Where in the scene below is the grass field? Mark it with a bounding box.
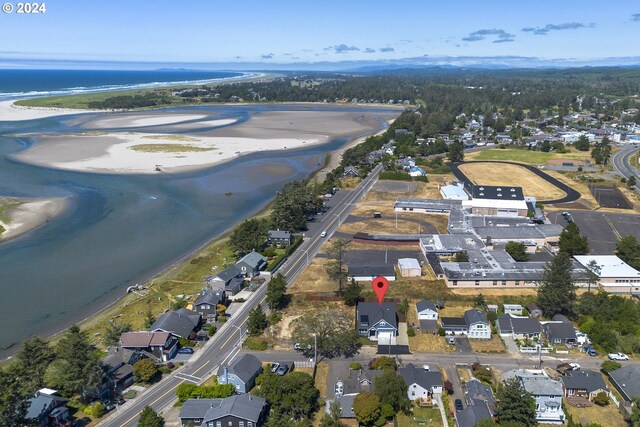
[466,148,592,165]
[0,197,20,223]
[130,143,214,153]
[397,407,443,427]
[141,134,200,142]
[564,398,626,427]
[14,88,179,109]
[458,162,566,201]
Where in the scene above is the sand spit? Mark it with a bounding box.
[0,198,69,241]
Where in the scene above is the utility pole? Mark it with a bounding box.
[314,333,318,367]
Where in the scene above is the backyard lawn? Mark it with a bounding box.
[396,407,443,427]
[564,399,627,427]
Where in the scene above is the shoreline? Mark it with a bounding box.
[0,197,70,242]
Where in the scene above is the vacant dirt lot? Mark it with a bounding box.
[469,335,507,353]
[288,258,337,295]
[458,162,566,201]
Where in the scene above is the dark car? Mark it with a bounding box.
[100,400,116,412]
[276,364,289,376]
[178,347,194,354]
[455,399,464,412]
[112,396,125,405]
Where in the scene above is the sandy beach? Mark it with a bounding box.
[14,108,397,174]
[0,197,69,241]
[0,100,99,121]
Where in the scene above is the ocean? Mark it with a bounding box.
[0,69,247,100]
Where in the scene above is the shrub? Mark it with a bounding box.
[407,327,416,337]
[123,390,137,399]
[369,356,396,371]
[244,336,268,351]
[350,362,363,370]
[158,366,171,374]
[134,358,159,383]
[593,392,610,406]
[84,402,106,418]
[208,325,217,336]
[438,327,446,336]
[600,360,622,374]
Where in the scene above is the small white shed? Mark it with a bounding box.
[398,258,422,277]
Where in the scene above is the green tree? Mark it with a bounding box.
[447,142,465,163]
[630,398,640,427]
[133,359,158,383]
[353,392,381,426]
[505,241,530,261]
[137,405,165,427]
[51,325,103,396]
[628,175,637,188]
[591,137,612,165]
[13,336,55,391]
[0,369,30,427]
[266,273,288,309]
[374,370,410,413]
[247,305,268,336]
[369,356,396,371]
[103,321,132,347]
[271,181,322,232]
[291,309,360,358]
[494,378,537,427]
[319,400,346,427]
[454,251,469,262]
[537,252,577,317]
[574,135,591,151]
[229,218,269,256]
[616,235,640,270]
[398,298,410,315]
[600,360,622,374]
[593,392,610,406]
[474,293,487,308]
[558,222,590,256]
[342,278,362,306]
[254,371,319,421]
[325,238,351,295]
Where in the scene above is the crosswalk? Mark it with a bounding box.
[175,373,203,384]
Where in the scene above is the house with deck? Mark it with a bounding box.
[398,363,443,403]
[119,331,178,362]
[561,370,609,403]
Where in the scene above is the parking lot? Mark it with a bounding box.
[552,210,640,254]
[588,185,633,209]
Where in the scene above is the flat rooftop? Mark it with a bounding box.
[574,255,640,279]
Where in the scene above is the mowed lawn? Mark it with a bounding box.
[564,400,627,427]
[396,407,443,427]
[458,162,566,201]
[467,148,591,165]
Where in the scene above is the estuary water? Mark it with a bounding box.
[0,104,394,358]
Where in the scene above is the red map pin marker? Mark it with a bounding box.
[372,276,389,304]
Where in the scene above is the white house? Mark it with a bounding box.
[464,309,491,339]
[503,369,565,425]
[416,300,438,320]
[398,364,443,402]
[503,304,524,316]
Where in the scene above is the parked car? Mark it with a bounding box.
[294,342,311,351]
[100,400,116,412]
[276,364,289,376]
[112,396,125,405]
[455,399,464,412]
[569,362,581,370]
[447,336,456,345]
[335,380,344,397]
[608,352,629,361]
[178,347,194,354]
[270,362,280,373]
[584,346,597,357]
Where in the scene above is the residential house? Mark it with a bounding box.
[267,230,292,246]
[150,308,202,340]
[342,369,385,395]
[526,303,543,318]
[217,353,263,394]
[497,314,542,340]
[356,302,398,345]
[397,158,416,169]
[416,300,438,334]
[325,394,358,424]
[542,315,577,347]
[457,379,495,427]
[408,166,427,177]
[193,289,226,323]
[236,250,267,278]
[503,304,523,316]
[207,265,246,295]
[179,394,267,427]
[561,370,609,402]
[348,263,396,282]
[398,363,443,403]
[119,331,178,362]
[465,379,495,413]
[503,369,565,424]
[102,347,139,392]
[464,309,491,339]
[26,389,70,427]
[440,317,468,335]
[608,365,640,403]
[343,165,359,178]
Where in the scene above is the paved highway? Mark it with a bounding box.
[612,145,640,192]
[97,164,383,426]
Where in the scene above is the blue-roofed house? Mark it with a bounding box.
[408,166,427,177]
[26,389,70,427]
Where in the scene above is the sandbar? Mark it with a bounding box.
[0,197,69,241]
[0,100,98,122]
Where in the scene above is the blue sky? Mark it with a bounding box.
[1,0,640,68]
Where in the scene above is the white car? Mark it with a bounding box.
[320,231,327,238]
[569,362,581,371]
[608,353,629,361]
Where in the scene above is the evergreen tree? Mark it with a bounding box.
[342,279,362,306]
[13,336,55,391]
[353,392,381,426]
[266,273,288,309]
[616,235,640,270]
[0,369,30,427]
[558,222,590,255]
[103,321,132,347]
[447,142,465,163]
[229,218,269,256]
[143,311,156,329]
[537,252,577,318]
[494,378,537,427]
[319,400,346,427]
[137,405,165,427]
[505,241,530,261]
[374,370,410,413]
[247,306,268,336]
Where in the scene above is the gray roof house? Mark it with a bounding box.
[207,265,246,295]
[608,365,640,402]
[416,300,439,333]
[526,303,543,318]
[561,370,609,402]
[503,369,565,424]
[193,289,226,322]
[236,250,268,278]
[342,369,385,394]
[267,230,292,246]
[398,364,443,402]
[150,308,201,340]
[543,318,577,346]
[102,347,139,391]
[26,390,70,427]
[465,378,495,412]
[179,394,266,427]
[217,353,263,394]
[497,314,542,340]
[464,309,491,339]
[440,317,468,335]
[456,401,492,427]
[356,302,398,345]
[326,393,358,419]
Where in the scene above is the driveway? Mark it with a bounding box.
[454,336,472,354]
[502,336,521,355]
[397,323,409,346]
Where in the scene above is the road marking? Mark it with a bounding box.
[604,215,622,239]
[119,380,183,426]
[191,360,211,376]
[175,373,201,383]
